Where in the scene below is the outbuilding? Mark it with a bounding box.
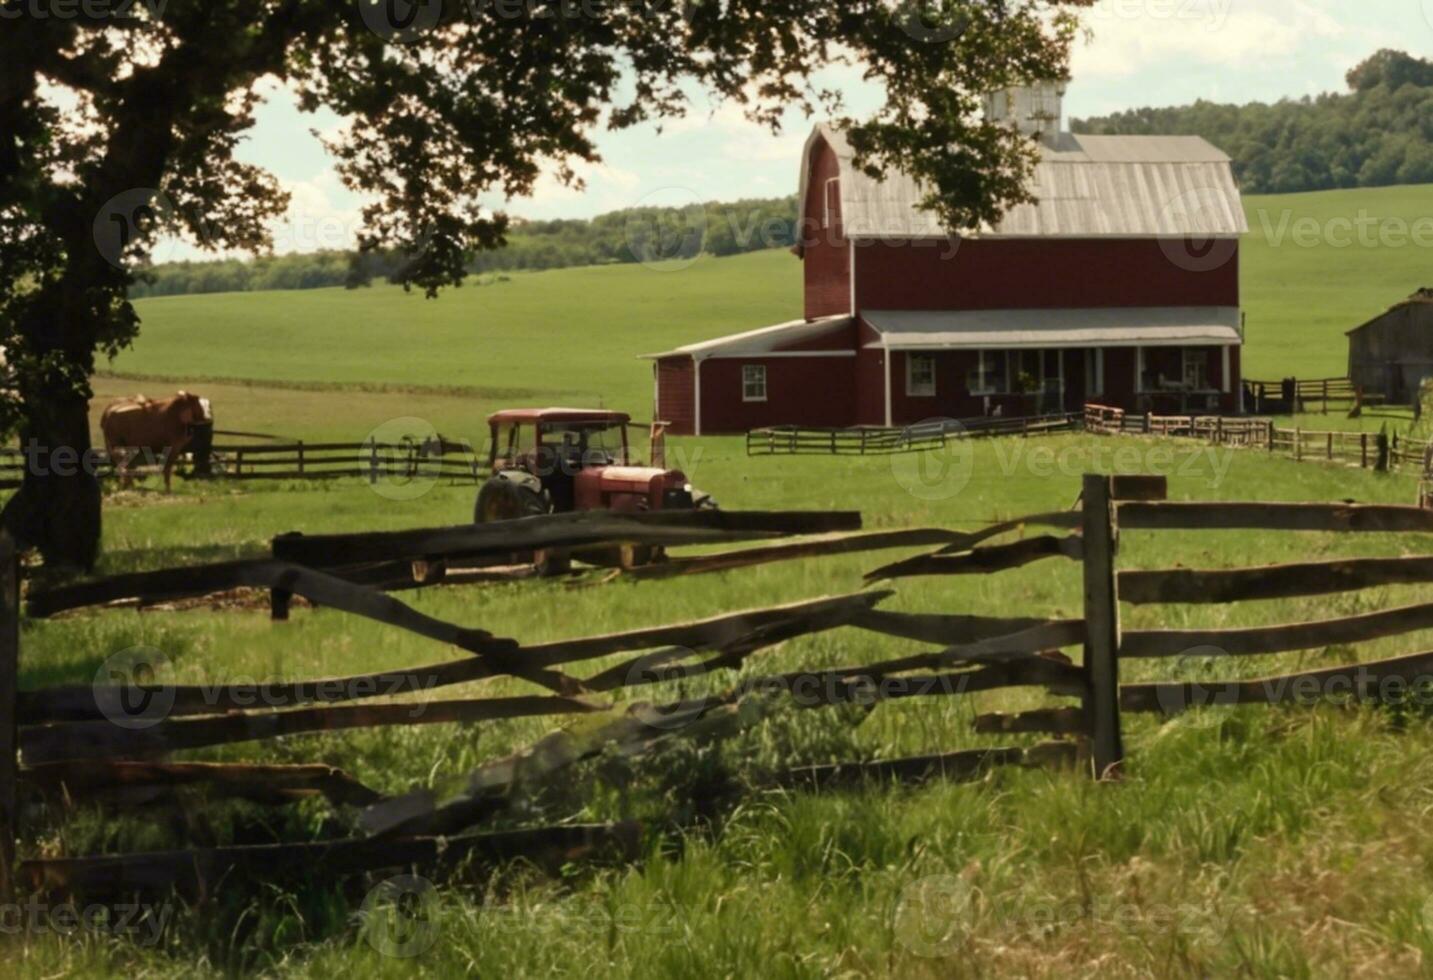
[1347,288,1433,404]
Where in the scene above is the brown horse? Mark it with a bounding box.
[100,391,211,491]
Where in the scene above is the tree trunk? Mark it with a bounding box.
[2,393,101,573]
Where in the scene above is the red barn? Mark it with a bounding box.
[644,83,1248,435]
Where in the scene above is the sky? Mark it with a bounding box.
[169,0,1433,260]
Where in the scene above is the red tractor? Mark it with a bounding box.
[474,408,714,571]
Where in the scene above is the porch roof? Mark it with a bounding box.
[861,306,1242,351]
[639,314,854,360]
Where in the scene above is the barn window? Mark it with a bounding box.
[823,178,841,230]
[1084,349,1104,396]
[742,364,767,402]
[906,354,936,397]
[968,351,1009,395]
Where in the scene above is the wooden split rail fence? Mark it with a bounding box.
[1086,403,1433,481]
[9,481,1433,900]
[0,437,484,490]
[747,412,1082,456]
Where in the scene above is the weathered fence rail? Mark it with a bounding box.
[746,413,1082,456]
[13,479,1433,900]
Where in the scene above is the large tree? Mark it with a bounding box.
[0,0,1089,568]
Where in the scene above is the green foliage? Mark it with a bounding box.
[129,197,800,298]
[1072,49,1433,194]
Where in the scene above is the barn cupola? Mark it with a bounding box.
[982,79,1067,147]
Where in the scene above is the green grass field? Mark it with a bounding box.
[19,182,1433,977]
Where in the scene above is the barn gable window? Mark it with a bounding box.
[968,351,1009,395]
[906,354,936,397]
[742,364,767,402]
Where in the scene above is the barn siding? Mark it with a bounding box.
[854,238,1240,311]
[699,357,857,434]
[802,137,852,320]
[655,357,696,435]
[1349,303,1433,403]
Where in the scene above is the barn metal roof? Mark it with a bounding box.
[639,315,854,360]
[801,125,1248,240]
[1346,288,1433,335]
[862,307,1243,350]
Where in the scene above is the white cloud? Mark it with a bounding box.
[1070,0,1378,79]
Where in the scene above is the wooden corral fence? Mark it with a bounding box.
[0,436,483,490]
[1086,403,1431,480]
[12,481,1433,900]
[746,412,1082,456]
[1243,376,1381,414]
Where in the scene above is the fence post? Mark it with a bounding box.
[0,532,17,902]
[1323,379,1329,414]
[1327,432,1334,461]
[1143,412,1152,434]
[1267,420,1275,451]
[368,440,379,484]
[1081,474,1124,780]
[1362,432,1369,468]
[298,441,305,477]
[1295,428,1302,462]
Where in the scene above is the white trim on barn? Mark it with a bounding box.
[861,307,1243,351]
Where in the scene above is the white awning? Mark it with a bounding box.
[862,307,1242,350]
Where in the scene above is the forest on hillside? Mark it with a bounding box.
[1072,49,1433,194]
[130,196,798,298]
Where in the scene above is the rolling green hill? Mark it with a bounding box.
[117,184,1433,430]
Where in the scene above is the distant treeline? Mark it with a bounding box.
[130,196,799,298]
[1072,49,1433,195]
